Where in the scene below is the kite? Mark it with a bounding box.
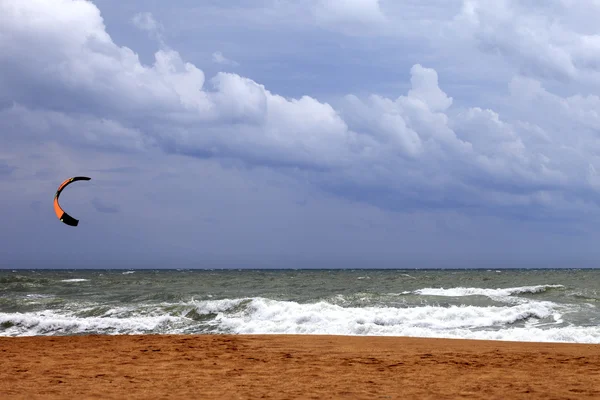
[53,176,91,226]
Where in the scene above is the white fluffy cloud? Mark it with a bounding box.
[2,0,600,224]
[132,11,159,33]
[212,51,239,67]
[455,0,600,83]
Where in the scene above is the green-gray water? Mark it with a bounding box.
[1,269,599,342]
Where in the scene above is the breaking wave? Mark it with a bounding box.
[1,294,597,343]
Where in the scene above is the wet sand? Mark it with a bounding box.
[1,334,599,399]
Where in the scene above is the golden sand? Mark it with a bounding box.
[1,334,599,399]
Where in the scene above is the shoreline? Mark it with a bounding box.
[2,334,600,399]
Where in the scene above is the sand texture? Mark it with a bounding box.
[1,334,599,399]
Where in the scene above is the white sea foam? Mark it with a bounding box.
[207,297,598,343]
[60,279,89,283]
[1,293,598,343]
[211,297,557,332]
[414,285,563,302]
[0,310,178,336]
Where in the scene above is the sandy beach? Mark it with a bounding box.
[0,335,599,399]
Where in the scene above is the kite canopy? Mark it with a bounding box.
[53,176,91,227]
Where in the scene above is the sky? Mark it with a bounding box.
[2,0,600,269]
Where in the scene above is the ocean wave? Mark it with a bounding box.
[0,310,179,336]
[212,297,562,334]
[413,285,564,299]
[0,276,52,288]
[0,295,596,343]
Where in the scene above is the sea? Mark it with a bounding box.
[1,268,600,343]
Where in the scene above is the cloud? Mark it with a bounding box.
[313,0,388,34]
[132,11,159,32]
[454,0,600,83]
[212,51,239,67]
[132,11,164,44]
[2,0,600,227]
[0,104,151,152]
[336,75,566,215]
